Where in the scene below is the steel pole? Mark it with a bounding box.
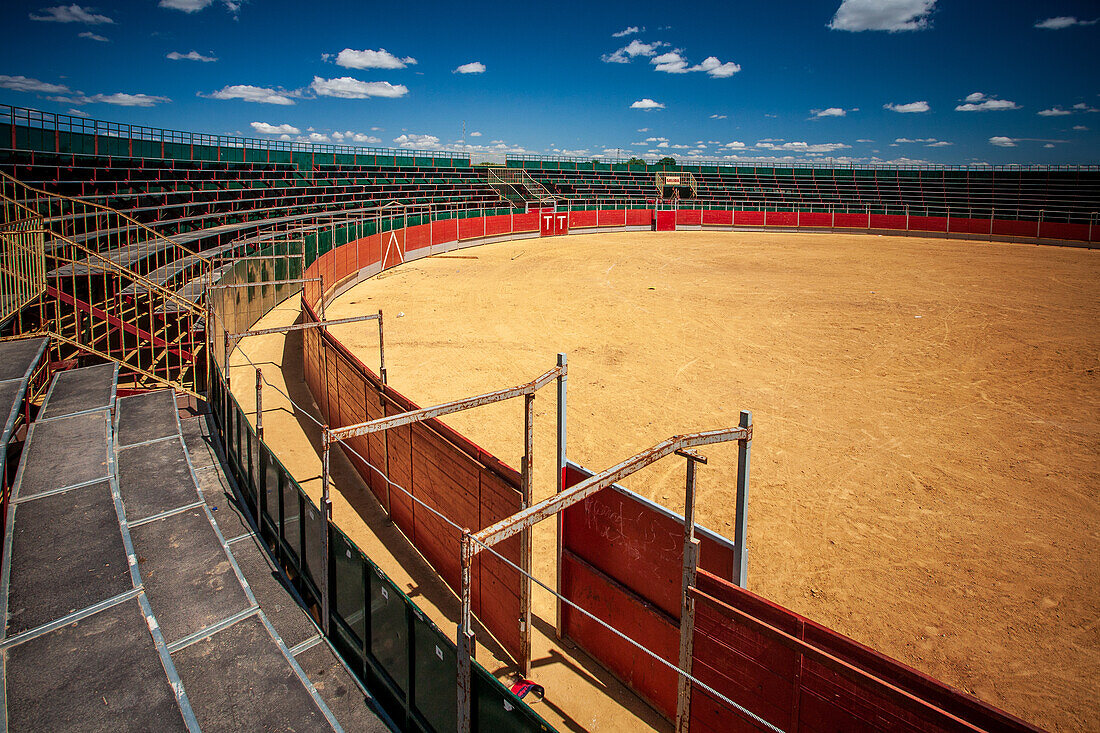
[733,410,753,588]
[555,352,568,639]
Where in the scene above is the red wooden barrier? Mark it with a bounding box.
[598,209,627,227]
[513,211,540,232]
[688,570,1041,733]
[1040,221,1089,241]
[431,218,458,245]
[733,210,764,226]
[909,216,948,233]
[569,210,598,228]
[485,214,511,237]
[798,212,831,228]
[676,209,702,226]
[764,211,797,227]
[626,209,653,227]
[404,223,430,252]
[458,215,486,240]
[655,211,676,231]
[702,209,733,226]
[991,219,1037,238]
[870,214,907,231]
[833,212,870,229]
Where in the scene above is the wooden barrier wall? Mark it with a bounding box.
[560,463,737,721]
[687,570,1040,733]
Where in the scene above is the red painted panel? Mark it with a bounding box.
[555,211,569,235]
[733,210,764,226]
[458,215,486,240]
[869,214,907,231]
[833,212,870,229]
[625,209,653,227]
[676,209,702,226]
[512,211,539,232]
[1039,221,1089,242]
[764,211,797,227]
[909,216,948,233]
[597,209,627,227]
[355,233,381,269]
[801,212,832,228]
[540,211,555,236]
[569,210,597,228]
[561,553,679,721]
[991,219,1038,238]
[379,228,405,271]
[484,214,512,236]
[431,218,458,245]
[655,211,676,231]
[949,217,988,235]
[702,209,733,226]
[405,223,430,252]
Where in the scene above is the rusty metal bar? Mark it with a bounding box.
[675,449,705,733]
[255,369,263,441]
[554,352,567,639]
[320,426,332,637]
[733,410,753,587]
[208,277,320,290]
[457,530,475,733]
[327,363,564,442]
[376,309,387,384]
[470,425,751,553]
[519,391,534,676]
[226,312,380,341]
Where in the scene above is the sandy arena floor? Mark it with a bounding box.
[234,230,1098,732]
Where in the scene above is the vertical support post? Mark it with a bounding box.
[733,410,753,588]
[519,391,534,675]
[1038,209,1044,240]
[675,451,703,733]
[320,427,332,637]
[554,352,568,639]
[377,309,387,384]
[255,369,263,441]
[223,332,232,392]
[457,531,475,733]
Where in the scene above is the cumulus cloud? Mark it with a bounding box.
[989,136,1017,147]
[812,107,847,117]
[167,50,217,62]
[955,92,1020,111]
[710,114,727,119]
[334,48,416,70]
[469,131,482,137]
[454,62,485,74]
[649,50,739,76]
[1037,107,1071,116]
[603,39,665,63]
[29,4,113,23]
[631,98,665,110]
[0,75,72,94]
[1035,16,1098,30]
[689,56,740,77]
[1073,102,1100,112]
[612,26,641,37]
[80,92,171,107]
[250,122,300,135]
[757,140,851,153]
[884,100,930,113]
[158,0,237,12]
[1073,125,1088,131]
[829,0,935,32]
[310,76,408,99]
[330,130,382,143]
[393,133,440,148]
[78,31,108,41]
[206,84,298,105]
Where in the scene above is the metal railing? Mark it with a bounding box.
[0,172,209,395]
[0,217,46,326]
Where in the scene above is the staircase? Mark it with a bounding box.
[485,167,556,208]
[0,171,209,396]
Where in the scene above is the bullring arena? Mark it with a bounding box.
[0,105,1096,733]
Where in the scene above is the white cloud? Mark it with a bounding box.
[469,131,482,137]
[1035,16,1098,30]
[29,4,113,23]
[612,26,641,37]
[955,92,1020,111]
[710,114,727,119]
[392,133,440,148]
[206,84,297,105]
[644,136,668,142]
[158,0,213,11]
[656,141,669,148]
[757,140,851,153]
[856,138,874,143]
[1073,125,1088,131]
[927,141,953,147]
[631,98,665,110]
[724,141,746,148]
[85,92,170,107]
[167,50,217,62]
[829,0,935,32]
[989,136,1017,147]
[690,56,740,77]
[334,48,416,70]
[1044,143,1056,148]
[454,62,486,74]
[884,100,930,113]
[308,132,329,143]
[603,39,665,63]
[1037,107,1071,117]
[637,127,649,132]
[651,51,688,73]
[812,107,847,118]
[1073,102,1100,112]
[78,31,108,41]
[0,75,71,94]
[67,107,89,116]
[310,76,408,99]
[251,122,300,135]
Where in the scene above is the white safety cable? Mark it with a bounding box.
[229,342,784,733]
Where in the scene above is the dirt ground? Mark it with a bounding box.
[234,230,1098,732]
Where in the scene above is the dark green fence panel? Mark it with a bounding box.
[413,611,457,733]
[301,492,324,596]
[332,528,366,645]
[368,563,409,695]
[280,477,302,570]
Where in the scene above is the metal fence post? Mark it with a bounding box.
[520,391,534,675]
[320,426,332,637]
[457,531,475,733]
[733,410,752,588]
[555,352,568,638]
[675,449,705,733]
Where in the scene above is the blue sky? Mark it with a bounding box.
[1,0,1098,165]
